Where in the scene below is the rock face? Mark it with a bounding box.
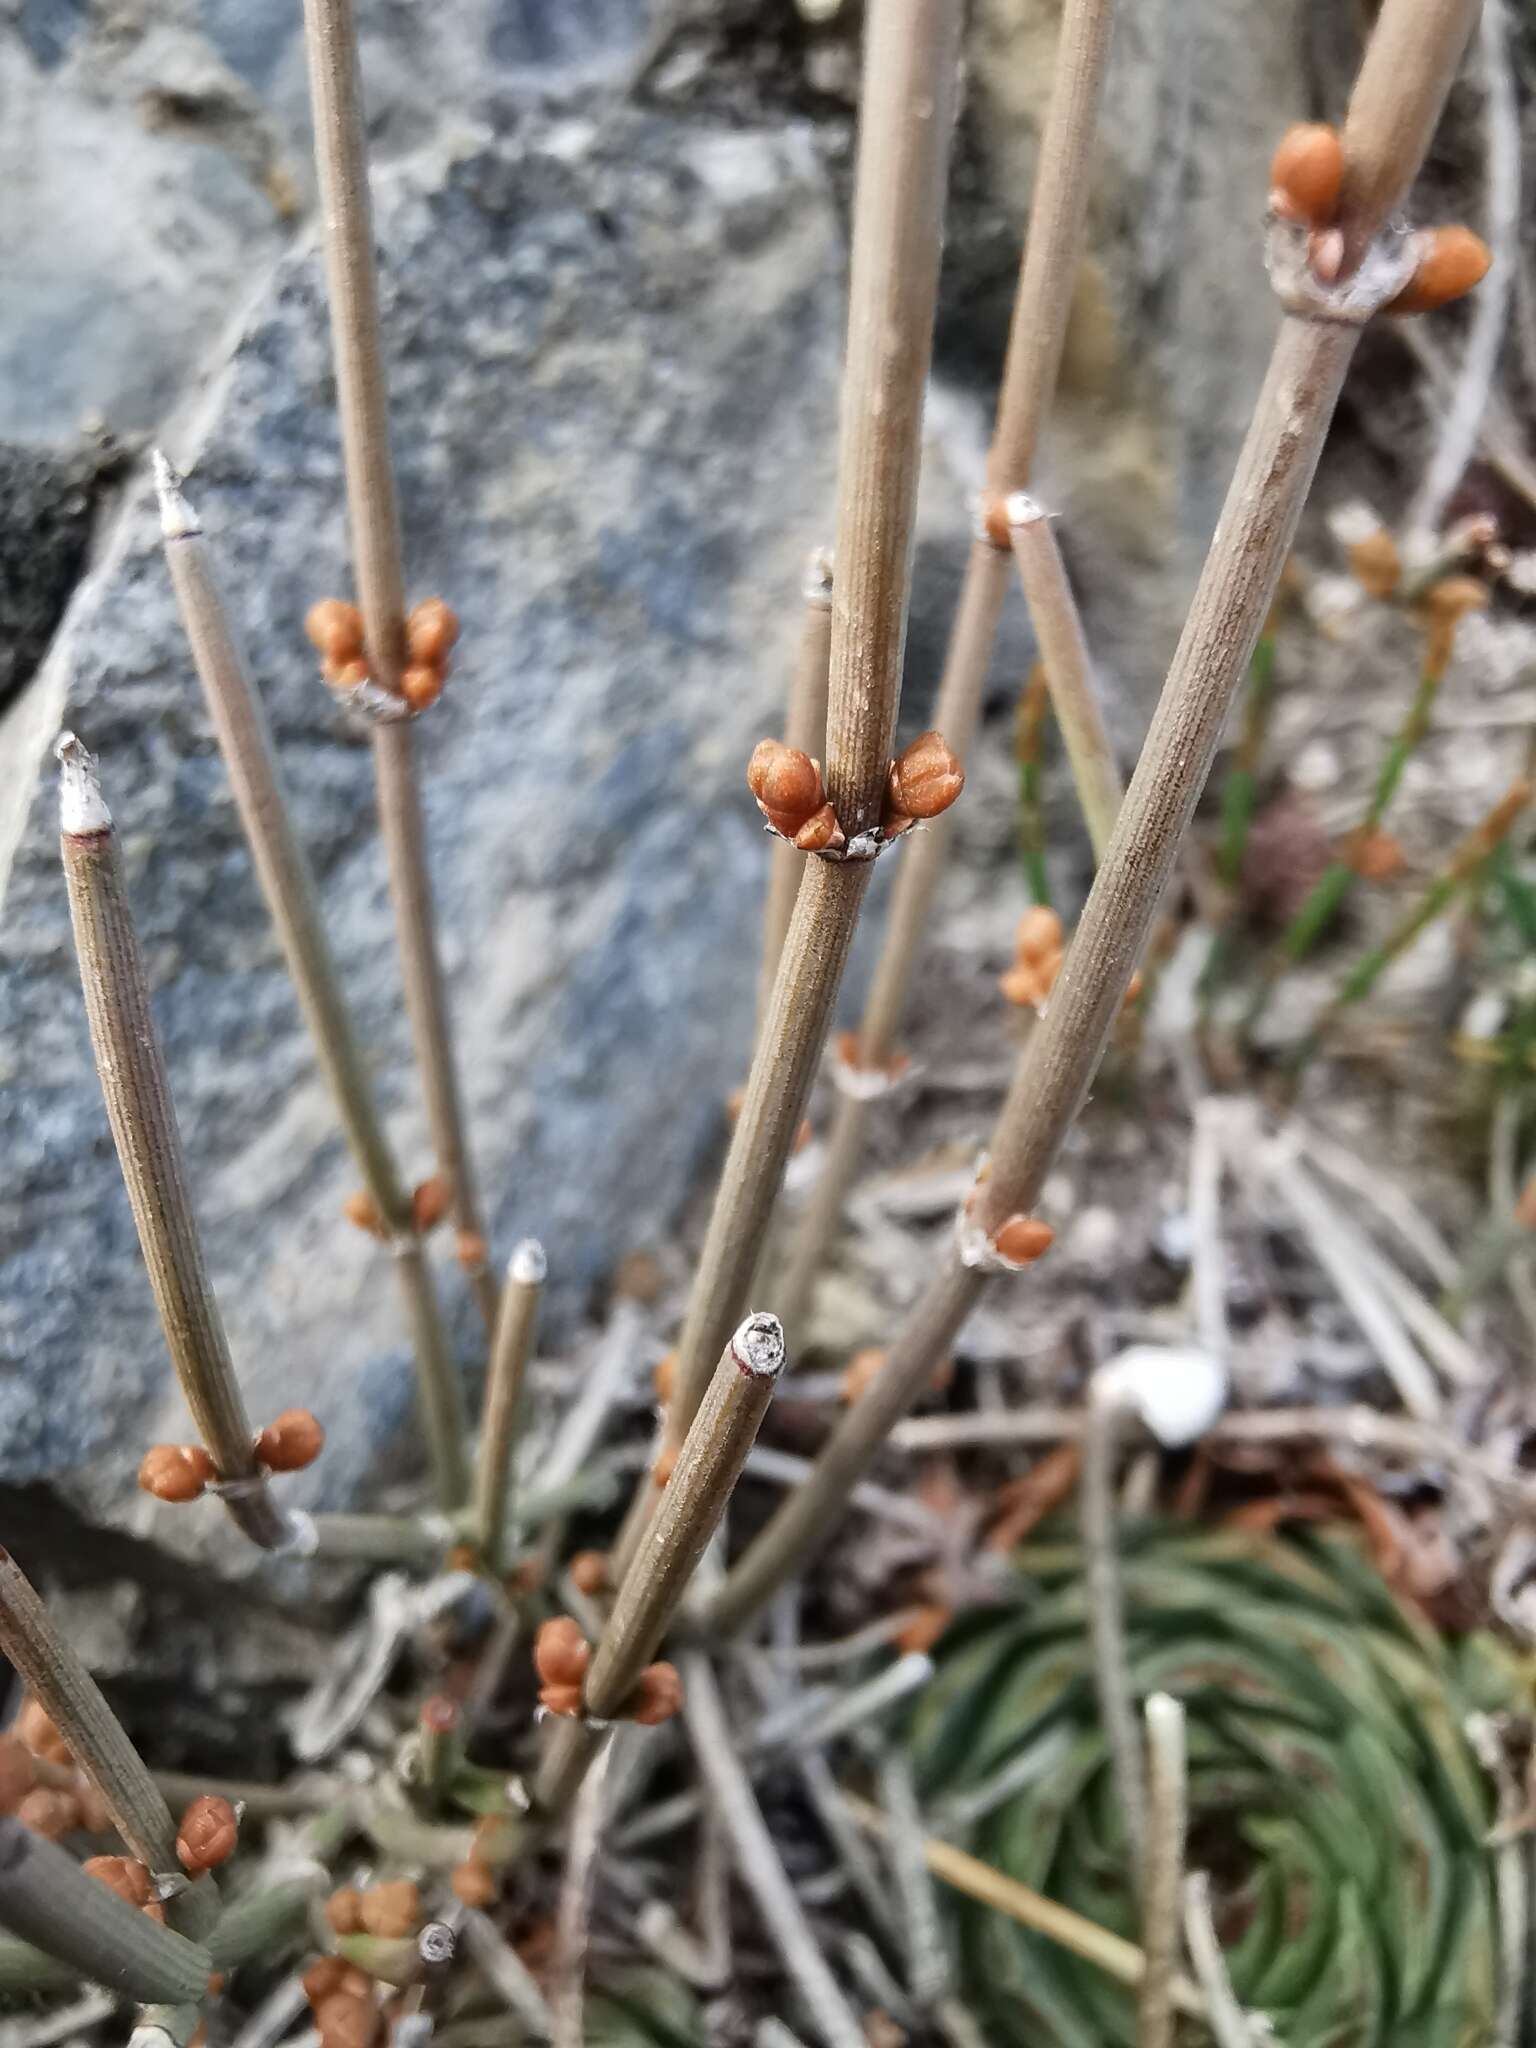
[0,106,844,1513]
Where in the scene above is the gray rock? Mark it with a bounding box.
[0,107,844,1520]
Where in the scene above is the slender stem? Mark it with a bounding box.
[759,554,834,1032]
[1181,1876,1261,2048]
[56,738,295,1554]
[1006,499,1122,862]
[1334,0,1481,272]
[0,1553,184,1885]
[550,1741,613,2048]
[1016,663,1054,905]
[299,0,494,1334]
[535,1316,785,1816]
[656,0,959,1446]
[0,1820,213,2006]
[839,1793,1203,2017]
[987,0,1119,495]
[154,457,468,1511]
[459,1910,556,2037]
[1083,1385,1145,1863]
[474,1240,546,1569]
[877,1754,949,2010]
[682,1654,867,2048]
[775,0,1119,1331]
[1136,1694,1187,2048]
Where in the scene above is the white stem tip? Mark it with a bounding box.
[733,1312,786,1380]
[1092,1344,1228,1449]
[509,1239,548,1286]
[151,448,200,540]
[54,732,112,836]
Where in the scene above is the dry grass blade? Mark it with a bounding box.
[153,455,469,1512]
[682,1653,867,2048]
[1006,496,1122,861]
[56,737,298,1554]
[299,0,496,1334]
[536,1315,786,1816]
[475,1239,546,1569]
[631,0,961,1507]
[708,0,1476,1631]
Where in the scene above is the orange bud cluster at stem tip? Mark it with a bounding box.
[624,1661,683,1726]
[747,741,841,849]
[1000,905,1065,1010]
[138,1443,216,1503]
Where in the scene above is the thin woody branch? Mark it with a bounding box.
[154,456,469,1511]
[773,0,1119,1335]
[534,1316,785,1818]
[57,738,302,1555]
[474,1240,546,1570]
[299,0,496,1335]
[758,550,834,1032]
[611,0,960,1579]
[707,0,1481,1633]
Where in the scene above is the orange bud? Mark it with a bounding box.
[456,1230,488,1271]
[342,1191,387,1240]
[886,730,964,822]
[894,1605,952,1656]
[1349,828,1406,882]
[401,664,444,713]
[748,739,824,819]
[138,1443,215,1504]
[314,1992,381,2048]
[0,1738,34,1814]
[841,1347,887,1404]
[1417,573,1490,625]
[303,1960,350,2009]
[177,1794,238,1872]
[1268,123,1344,225]
[568,1550,608,1596]
[993,1215,1056,1265]
[653,1351,677,1404]
[539,1681,585,1717]
[14,1700,70,1765]
[305,600,365,662]
[359,1879,420,1939]
[999,964,1045,1010]
[533,1616,591,1689]
[84,1855,154,1907]
[625,1661,684,1727]
[980,491,1013,551]
[1347,529,1401,601]
[652,1444,678,1489]
[1389,227,1492,316]
[325,1887,366,1937]
[18,1788,79,1839]
[411,1176,451,1233]
[1014,905,1065,967]
[406,599,461,668]
[328,659,371,691]
[445,1543,479,1574]
[792,802,845,854]
[255,1408,324,1473]
[451,1859,498,1908]
[421,1694,458,1737]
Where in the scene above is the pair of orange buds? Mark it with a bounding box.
[302,1958,382,2048]
[0,1705,113,1841]
[139,1408,325,1503]
[747,730,964,852]
[1269,124,1489,313]
[305,597,462,713]
[999,905,1066,1011]
[533,1616,683,1725]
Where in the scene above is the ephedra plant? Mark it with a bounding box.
[0,0,1508,2042]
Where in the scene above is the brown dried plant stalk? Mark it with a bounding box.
[534,1315,785,1818]
[611,0,960,1578]
[757,550,834,1030]
[154,456,469,1510]
[299,0,496,1334]
[474,1239,547,1570]
[773,0,1118,1335]
[57,737,301,1556]
[707,0,1480,1633]
[1006,496,1122,861]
